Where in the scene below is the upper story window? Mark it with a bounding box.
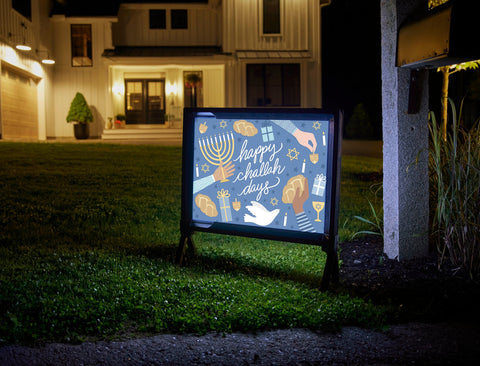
[150,9,166,29]
[71,24,92,67]
[171,9,188,29]
[149,9,188,30]
[262,0,281,35]
[12,0,31,20]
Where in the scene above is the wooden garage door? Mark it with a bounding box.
[1,65,38,140]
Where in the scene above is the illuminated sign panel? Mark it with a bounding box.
[193,116,330,233]
[179,108,342,287]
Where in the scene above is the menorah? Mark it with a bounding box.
[198,131,235,182]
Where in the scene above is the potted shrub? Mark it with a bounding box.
[66,92,93,139]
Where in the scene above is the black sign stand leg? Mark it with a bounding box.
[320,237,340,291]
[321,249,339,290]
[176,233,197,265]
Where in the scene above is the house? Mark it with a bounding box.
[0,0,331,142]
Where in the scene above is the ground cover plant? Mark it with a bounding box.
[0,142,383,345]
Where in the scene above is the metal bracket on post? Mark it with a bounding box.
[408,69,425,114]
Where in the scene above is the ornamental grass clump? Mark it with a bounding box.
[429,99,480,279]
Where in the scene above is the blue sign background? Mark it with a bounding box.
[192,116,331,234]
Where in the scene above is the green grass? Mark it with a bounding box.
[0,142,383,344]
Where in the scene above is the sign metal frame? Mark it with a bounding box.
[177,108,342,289]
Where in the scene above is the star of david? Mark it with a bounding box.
[220,120,227,128]
[201,163,210,173]
[313,121,322,130]
[270,197,279,206]
[287,147,299,161]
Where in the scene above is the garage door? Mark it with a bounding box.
[1,65,38,140]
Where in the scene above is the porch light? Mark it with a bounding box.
[37,50,55,65]
[41,56,55,65]
[112,83,125,95]
[167,82,178,96]
[10,23,32,52]
[16,41,31,51]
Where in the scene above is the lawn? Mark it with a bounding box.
[0,142,383,344]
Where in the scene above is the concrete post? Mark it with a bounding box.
[381,0,430,260]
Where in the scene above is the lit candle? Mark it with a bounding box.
[302,159,306,173]
[323,132,326,146]
[196,164,199,177]
[283,213,287,226]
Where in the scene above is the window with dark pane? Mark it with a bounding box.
[263,0,280,34]
[71,24,92,67]
[171,9,188,29]
[149,9,166,29]
[247,64,300,107]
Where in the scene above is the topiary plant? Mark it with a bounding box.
[66,92,93,124]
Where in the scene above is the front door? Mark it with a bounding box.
[125,79,165,124]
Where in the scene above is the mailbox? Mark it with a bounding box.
[397,1,480,68]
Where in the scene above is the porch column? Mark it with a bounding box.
[381,0,429,260]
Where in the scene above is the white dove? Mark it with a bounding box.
[244,201,280,226]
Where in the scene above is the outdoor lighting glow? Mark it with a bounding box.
[112,83,125,95]
[41,58,55,65]
[166,82,178,95]
[32,61,43,77]
[4,46,19,65]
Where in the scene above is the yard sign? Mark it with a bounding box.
[178,108,342,289]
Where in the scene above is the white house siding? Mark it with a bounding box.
[221,0,325,108]
[0,0,54,140]
[1,0,328,140]
[50,18,115,138]
[223,0,310,52]
[112,4,220,47]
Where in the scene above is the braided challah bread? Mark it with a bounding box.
[233,120,258,137]
[195,194,218,217]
